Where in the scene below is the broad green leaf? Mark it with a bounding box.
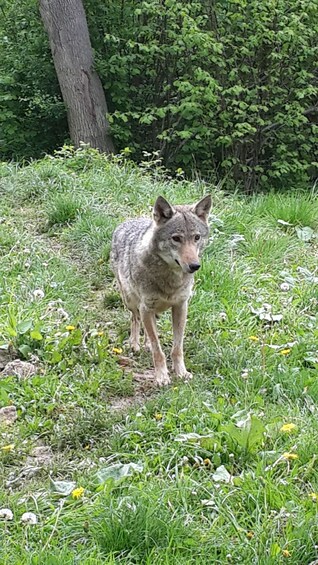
[69,329,82,346]
[17,320,33,334]
[270,543,281,557]
[247,416,266,450]
[30,330,43,341]
[50,351,62,364]
[222,415,265,452]
[212,465,231,483]
[304,356,318,367]
[95,462,143,484]
[295,226,315,242]
[18,344,32,358]
[50,479,76,496]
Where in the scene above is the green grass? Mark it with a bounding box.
[250,192,318,229]
[0,146,317,564]
[45,193,84,227]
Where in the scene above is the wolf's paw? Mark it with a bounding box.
[172,361,193,381]
[175,369,193,381]
[179,370,193,381]
[130,341,140,354]
[144,338,151,352]
[155,368,171,387]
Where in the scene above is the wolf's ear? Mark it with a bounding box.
[153,196,174,224]
[194,195,212,224]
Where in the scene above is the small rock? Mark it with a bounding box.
[0,508,13,521]
[26,446,53,467]
[280,282,290,291]
[21,512,37,525]
[0,406,17,425]
[2,360,37,380]
[219,312,227,321]
[31,446,53,461]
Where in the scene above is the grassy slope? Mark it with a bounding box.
[0,147,317,564]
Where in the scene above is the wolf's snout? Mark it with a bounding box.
[188,262,200,273]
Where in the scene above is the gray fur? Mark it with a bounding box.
[110,195,211,385]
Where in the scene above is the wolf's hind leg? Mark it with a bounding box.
[143,327,151,351]
[130,310,141,353]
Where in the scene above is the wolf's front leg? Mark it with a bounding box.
[171,301,192,381]
[140,305,170,386]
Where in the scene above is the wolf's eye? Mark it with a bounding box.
[194,234,201,241]
[172,235,181,243]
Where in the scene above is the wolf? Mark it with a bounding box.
[110,194,211,385]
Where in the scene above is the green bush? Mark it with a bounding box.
[88,0,318,191]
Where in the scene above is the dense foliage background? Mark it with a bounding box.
[0,0,67,158]
[0,0,317,191]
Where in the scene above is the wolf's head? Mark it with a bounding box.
[152,195,211,274]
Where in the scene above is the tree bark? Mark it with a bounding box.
[39,0,115,153]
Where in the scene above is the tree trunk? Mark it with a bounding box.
[39,0,115,153]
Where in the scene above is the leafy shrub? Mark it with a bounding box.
[88,0,318,191]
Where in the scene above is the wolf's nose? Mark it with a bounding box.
[188,262,200,273]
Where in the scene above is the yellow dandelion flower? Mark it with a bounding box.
[282,549,291,558]
[97,331,104,336]
[173,386,178,391]
[112,347,123,355]
[282,452,298,460]
[248,336,259,342]
[72,487,85,499]
[203,458,212,466]
[309,493,318,502]
[1,444,15,452]
[280,349,291,355]
[280,423,297,433]
[66,325,76,331]
[154,412,163,421]
[246,531,254,539]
